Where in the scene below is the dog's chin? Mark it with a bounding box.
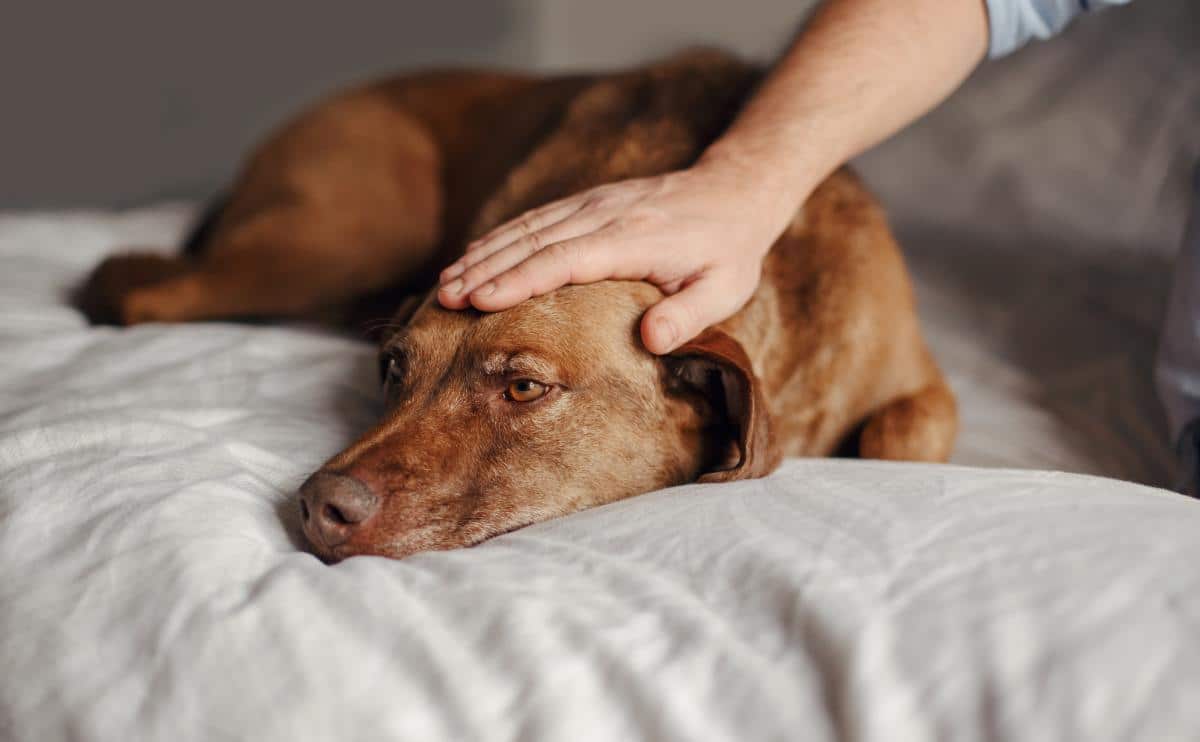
[303,526,501,564]
[305,514,552,563]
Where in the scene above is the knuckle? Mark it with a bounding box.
[585,187,623,210]
[544,241,577,265]
[507,262,539,287]
[520,230,544,254]
[547,240,583,271]
[516,217,539,238]
[461,264,492,285]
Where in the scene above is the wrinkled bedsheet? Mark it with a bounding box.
[2,206,1199,741]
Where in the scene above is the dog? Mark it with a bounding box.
[78,50,957,562]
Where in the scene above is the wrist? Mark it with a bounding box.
[693,142,818,242]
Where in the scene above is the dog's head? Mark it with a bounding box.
[299,281,779,561]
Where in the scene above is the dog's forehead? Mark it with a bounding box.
[399,281,660,367]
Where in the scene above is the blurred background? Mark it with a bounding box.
[0,0,808,209]
[1,0,1197,486]
[0,0,1194,250]
[1,0,1194,242]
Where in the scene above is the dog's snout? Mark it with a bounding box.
[299,472,380,549]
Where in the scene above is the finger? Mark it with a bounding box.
[466,232,633,312]
[448,211,614,298]
[442,198,585,282]
[639,274,747,354]
[470,197,583,253]
[437,282,475,310]
[657,277,687,295]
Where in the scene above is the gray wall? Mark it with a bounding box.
[535,0,808,69]
[0,0,812,209]
[0,0,541,208]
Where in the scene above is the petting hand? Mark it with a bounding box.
[437,160,795,354]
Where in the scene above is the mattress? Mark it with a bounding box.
[1,205,1198,741]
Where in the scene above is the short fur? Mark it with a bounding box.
[78,50,957,561]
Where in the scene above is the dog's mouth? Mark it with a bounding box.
[307,527,482,564]
[309,516,540,563]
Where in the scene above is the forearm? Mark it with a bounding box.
[699,0,989,221]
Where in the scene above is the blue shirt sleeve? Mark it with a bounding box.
[985,0,1134,58]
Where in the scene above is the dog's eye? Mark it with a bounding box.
[506,379,548,403]
[379,354,402,387]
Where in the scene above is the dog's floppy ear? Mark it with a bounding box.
[666,327,781,482]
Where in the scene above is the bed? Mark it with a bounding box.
[3,2,1199,740]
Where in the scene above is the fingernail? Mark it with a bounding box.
[442,279,463,295]
[655,316,678,351]
[474,282,496,297]
[442,264,463,281]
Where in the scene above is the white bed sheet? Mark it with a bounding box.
[2,206,1199,741]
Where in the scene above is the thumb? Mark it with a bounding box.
[641,274,744,355]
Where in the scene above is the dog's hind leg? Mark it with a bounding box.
[858,377,958,463]
[74,252,198,325]
[79,195,438,327]
[105,195,439,326]
[77,90,444,327]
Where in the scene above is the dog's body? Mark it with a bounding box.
[80,50,956,561]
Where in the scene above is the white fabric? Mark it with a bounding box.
[3,206,1200,741]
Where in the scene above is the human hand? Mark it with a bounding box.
[437,160,794,354]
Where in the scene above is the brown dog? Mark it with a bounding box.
[78,50,956,561]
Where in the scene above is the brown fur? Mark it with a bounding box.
[78,50,957,561]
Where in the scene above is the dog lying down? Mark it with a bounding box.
[78,50,957,562]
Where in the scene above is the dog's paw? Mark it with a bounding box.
[73,251,192,325]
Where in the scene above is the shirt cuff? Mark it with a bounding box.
[984,0,1131,59]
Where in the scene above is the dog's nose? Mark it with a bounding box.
[299,472,380,549]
